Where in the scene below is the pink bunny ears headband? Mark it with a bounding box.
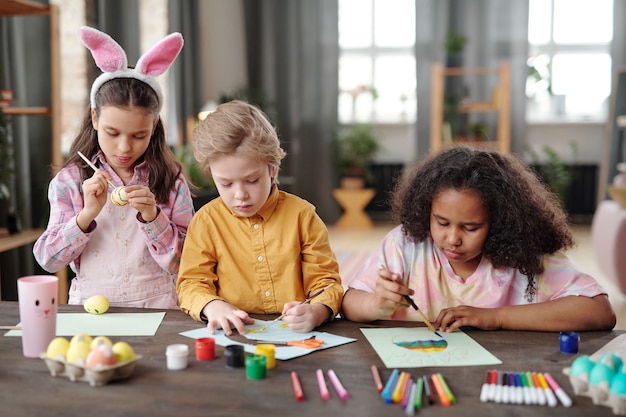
[79,26,184,113]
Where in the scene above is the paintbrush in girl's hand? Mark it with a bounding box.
[257,283,335,333]
[379,264,443,338]
[77,151,116,189]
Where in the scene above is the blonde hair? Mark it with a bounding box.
[192,100,286,183]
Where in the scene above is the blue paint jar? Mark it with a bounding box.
[559,331,580,354]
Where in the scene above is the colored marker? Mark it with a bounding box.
[401,378,414,409]
[405,380,416,416]
[531,372,547,406]
[393,372,410,403]
[381,369,400,404]
[486,369,498,402]
[537,373,558,407]
[437,373,456,405]
[480,370,491,402]
[500,372,509,404]
[519,372,533,404]
[423,374,435,404]
[544,372,573,407]
[523,372,538,405]
[291,371,304,402]
[371,365,384,393]
[430,373,450,406]
[493,371,504,403]
[414,376,424,410]
[328,369,349,400]
[316,368,330,400]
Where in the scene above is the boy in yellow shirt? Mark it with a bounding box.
[177,100,342,335]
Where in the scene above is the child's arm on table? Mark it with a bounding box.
[341,267,413,322]
[435,294,615,332]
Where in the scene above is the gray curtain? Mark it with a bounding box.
[242,0,340,223]
[415,0,529,157]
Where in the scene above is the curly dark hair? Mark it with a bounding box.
[391,146,574,300]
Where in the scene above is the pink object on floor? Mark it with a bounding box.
[591,200,626,294]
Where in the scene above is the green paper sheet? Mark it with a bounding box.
[361,327,502,368]
[4,312,165,337]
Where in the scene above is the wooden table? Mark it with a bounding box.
[0,302,620,416]
[333,188,376,229]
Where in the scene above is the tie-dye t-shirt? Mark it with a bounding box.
[346,225,607,321]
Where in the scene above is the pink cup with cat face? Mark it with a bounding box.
[17,275,58,358]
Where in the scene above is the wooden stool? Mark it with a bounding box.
[332,188,376,229]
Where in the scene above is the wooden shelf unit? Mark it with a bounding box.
[430,63,511,153]
[1,0,66,303]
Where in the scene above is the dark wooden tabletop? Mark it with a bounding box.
[0,302,620,417]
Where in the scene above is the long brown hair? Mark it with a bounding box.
[65,78,184,204]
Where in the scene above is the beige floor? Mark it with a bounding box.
[328,221,626,330]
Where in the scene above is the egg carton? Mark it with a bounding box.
[563,364,626,415]
[40,354,142,387]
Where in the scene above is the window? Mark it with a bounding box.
[338,0,416,124]
[526,0,613,121]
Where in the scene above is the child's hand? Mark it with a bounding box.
[125,185,158,222]
[372,266,413,318]
[77,170,110,230]
[203,300,254,336]
[280,302,328,333]
[434,305,502,332]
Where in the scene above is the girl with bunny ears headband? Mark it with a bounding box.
[33,27,195,310]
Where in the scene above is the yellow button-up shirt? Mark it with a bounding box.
[177,186,342,322]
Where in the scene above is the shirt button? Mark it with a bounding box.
[265,291,271,297]
[253,224,259,230]
[257,256,263,262]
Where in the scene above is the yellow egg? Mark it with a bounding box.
[90,336,113,350]
[66,340,91,365]
[46,337,70,360]
[112,341,135,362]
[70,333,93,346]
[84,295,110,315]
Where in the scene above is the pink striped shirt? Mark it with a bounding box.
[33,152,194,309]
[346,225,607,321]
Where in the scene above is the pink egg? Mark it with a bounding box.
[85,344,117,369]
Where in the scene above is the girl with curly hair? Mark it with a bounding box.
[341,146,615,332]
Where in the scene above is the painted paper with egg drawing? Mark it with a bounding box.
[360,327,502,368]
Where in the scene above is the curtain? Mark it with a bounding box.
[415,0,529,157]
[242,0,340,223]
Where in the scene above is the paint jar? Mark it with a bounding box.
[559,331,580,354]
[255,344,276,369]
[225,344,245,368]
[195,337,216,361]
[166,344,189,370]
[245,354,267,380]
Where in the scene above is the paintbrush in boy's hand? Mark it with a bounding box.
[257,283,334,333]
[379,264,443,338]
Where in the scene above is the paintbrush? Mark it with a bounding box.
[379,264,443,338]
[257,283,335,333]
[77,151,116,189]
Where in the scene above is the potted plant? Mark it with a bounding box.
[334,123,380,189]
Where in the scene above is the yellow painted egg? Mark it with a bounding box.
[66,339,92,365]
[112,341,135,362]
[46,337,70,360]
[70,333,93,349]
[86,344,117,368]
[84,295,110,315]
[90,336,113,350]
